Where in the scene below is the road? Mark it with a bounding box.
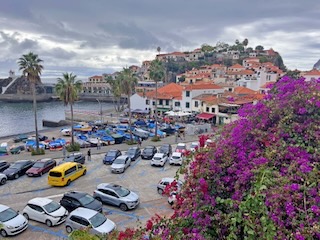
[0,134,200,240]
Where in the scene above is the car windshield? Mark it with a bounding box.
[107,151,117,157]
[89,212,107,228]
[144,148,153,153]
[176,145,186,150]
[33,162,45,168]
[191,143,198,148]
[153,157,162,160]
[160,146,169,152]
[0,208,18,222]
[63,156,75,162]
[114,158,126,164]
[10,162,25,168]
[172,155,181,159]
[43,201,61,213]
[127,149,136,155]
[79,194,95,205]
[114,186,130,197]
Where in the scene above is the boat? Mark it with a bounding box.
[60,128,71,136]
[0,146,8,156]
[87,137,99,146]
[100,135,115,145]
[49,138,67,151]
[111,134,125,144]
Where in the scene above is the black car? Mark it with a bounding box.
[0,161,10,172]
[60,191,103,213]
[159,144,172,157]
[103,149,122,164]
[3,160,34,179]
[127,147,141,161]
[60,152,85,165]
[141,146,157,160]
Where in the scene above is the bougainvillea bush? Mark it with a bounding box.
[72,77,320,240]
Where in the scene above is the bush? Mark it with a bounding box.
[67,143,81,152]
[126,140,137,145]
[151,136,161,142]
[30,148,45,155]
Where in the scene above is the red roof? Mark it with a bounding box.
[229,64,244,69]
[89,75,102,79]
[146,83,183,100]
[196,112,215,120]
[184,83,222,90]
[304,69,320,76]
[234,86,257,94]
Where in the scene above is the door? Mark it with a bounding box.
[100,189,119,206]
[27,204,46,223]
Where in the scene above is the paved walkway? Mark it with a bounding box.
[3,133,201,163]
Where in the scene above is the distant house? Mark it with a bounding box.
[302,69,320,81]
[82,75,112,95]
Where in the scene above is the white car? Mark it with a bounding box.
[0,204,28,237]
[157,177,183,195]
[22,198,68,227]
[189,142,199,152]
[169,152,184,165]
[111,155,131,173]
[0,173,7,185]
[151,153,167,167]
[65,207,116,235]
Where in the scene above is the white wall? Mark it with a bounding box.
[130,93,147,110]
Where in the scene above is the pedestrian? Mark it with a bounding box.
[137,137,142,147]
[87,149,91,161]
[97,138,101,150]
[175,131,178,143]
[62,145,67,158]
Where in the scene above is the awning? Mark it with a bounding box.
[157,108,171,112]
[196,112,215,120]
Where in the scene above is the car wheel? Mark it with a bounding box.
[83,170,87,176]
[66,225,73,233]
[158,188,163,194]
[23,213,29,220]
[0,229,8,237]
[14,173,19,179]
[39,171,43,176]
[0,178,6,185]
[46,219,53,227]
[119,203,128,211]
[66,180,71,186]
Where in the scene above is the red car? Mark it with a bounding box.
[175,143,187,155]
[26,158,56,177]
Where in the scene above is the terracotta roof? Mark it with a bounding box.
[193,94,217,102]
[229,64,244,69]
[303,69,320,76]
[234,86,257,95]
[184,83,223,90]
[145,83,183,100]
[187,73,211,79]
[89,75,102,79]
[260,81,276,89]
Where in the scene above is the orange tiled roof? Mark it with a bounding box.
[229,63,244,69]
[193,94,217,102]
[303,69,320,76]
[145,83,183,100]
[234,86,257,95]
[89,75,102,79]
[184,83,223,90]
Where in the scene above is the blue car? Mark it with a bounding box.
[103,149,122,164]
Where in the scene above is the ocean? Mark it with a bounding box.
[0,101,114,138]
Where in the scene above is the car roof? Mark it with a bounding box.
[37,158,53,162]
[177,143,186,146]
[28,197,53,207]
[161,144,171,147]
[97,183,123,191]
[172,152,182,156]
[15,159,32,163]
[70,207,97,219]
[154,153,165,157]
[191,142,199,145]
[160,177,176,183]
[69,152,82,156]
[145,145,155,149]
[108,149,119,152]
[64,191,87,198]
[0,204,10,212]
[128,146,138,150]
[116,155,128,160]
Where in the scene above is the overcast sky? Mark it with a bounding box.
[0,0,319,80]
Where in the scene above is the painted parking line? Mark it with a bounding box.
[28,224,67,239]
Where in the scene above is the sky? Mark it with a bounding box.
[0,0,320,81]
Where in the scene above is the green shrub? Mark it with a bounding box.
[67,143,81,152]
[30,148,45,156]
[151,136,161,142]
[126,140,137,145]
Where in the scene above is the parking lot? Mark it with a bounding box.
[0,140,196,240]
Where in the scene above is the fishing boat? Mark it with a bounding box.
[111,134,125,144]
[60,128,71,136]
[100,135,115,145]
[49,138,67,151]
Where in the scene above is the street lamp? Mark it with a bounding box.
[96,98,102,124]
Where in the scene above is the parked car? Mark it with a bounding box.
[10,145,25,154]
[22,197,68,227]
[141,145,157,160]
[93,183,140,211]
[60,191,103,213]
[60,152,85,165]
[103,149,121,164]
[111,156,131,173]
[0,161,10,172]
[169,152,184,166]
[151,153,168,167]
[189,142,200,152]
[65,207,115,235]
[26,158,56,177]
[3,160,34,180]
[157,177,183,195]
[175,143,187,155]
[0,204,28,237]
[0,173,7,185]
[159,144,172,157]
[126,147,141,161]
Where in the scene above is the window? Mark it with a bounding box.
[194,101,198,107]
[65,166,77,175]
[28,204,44,212]
[152,101,155,106]
[186,102,190,108]
[159,100,163,105]
[211,108,215,113]
[165,100,169,105]
[146,100,149,105]
[186,91,190,97]
[206,107,209,112]
[175,102,180,107]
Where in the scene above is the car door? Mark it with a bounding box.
[99,189,117,206]
[70,215,89,230]
[27,204,46,223]
[126,157,131,169]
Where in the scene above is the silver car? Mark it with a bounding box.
[0,173,7,185]
[93,183,139,211]
[111,155,131,173]
[65,207,115,235]
[0,204,28,237]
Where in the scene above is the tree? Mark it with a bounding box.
[107,76,123,112]
[235,39,240,45]
[246,47,253,53]
[201,43,215,52]
[149,59,165,139]
[55,73,82,146]
[285,69,301,79]
[118,67,138,142]
[255,45,264,51]
[242,38,249,47]
[18,52,43,151]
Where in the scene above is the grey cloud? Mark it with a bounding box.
[42,47,77,60]
[0,31,39,53]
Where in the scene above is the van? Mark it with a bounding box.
[48,162,87,187]
[132,128,149,140]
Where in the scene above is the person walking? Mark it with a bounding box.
[137,137,142,147]
[62,145,67,158]
[97,138,101,150]
[87,149,91,161]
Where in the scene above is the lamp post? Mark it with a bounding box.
[96,98,102,124]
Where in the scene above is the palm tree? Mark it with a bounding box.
[149,59,165,139]
[18,52,43,151]
[106,75,123,112]
[55,73,82,146]
[119,68,138,141]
